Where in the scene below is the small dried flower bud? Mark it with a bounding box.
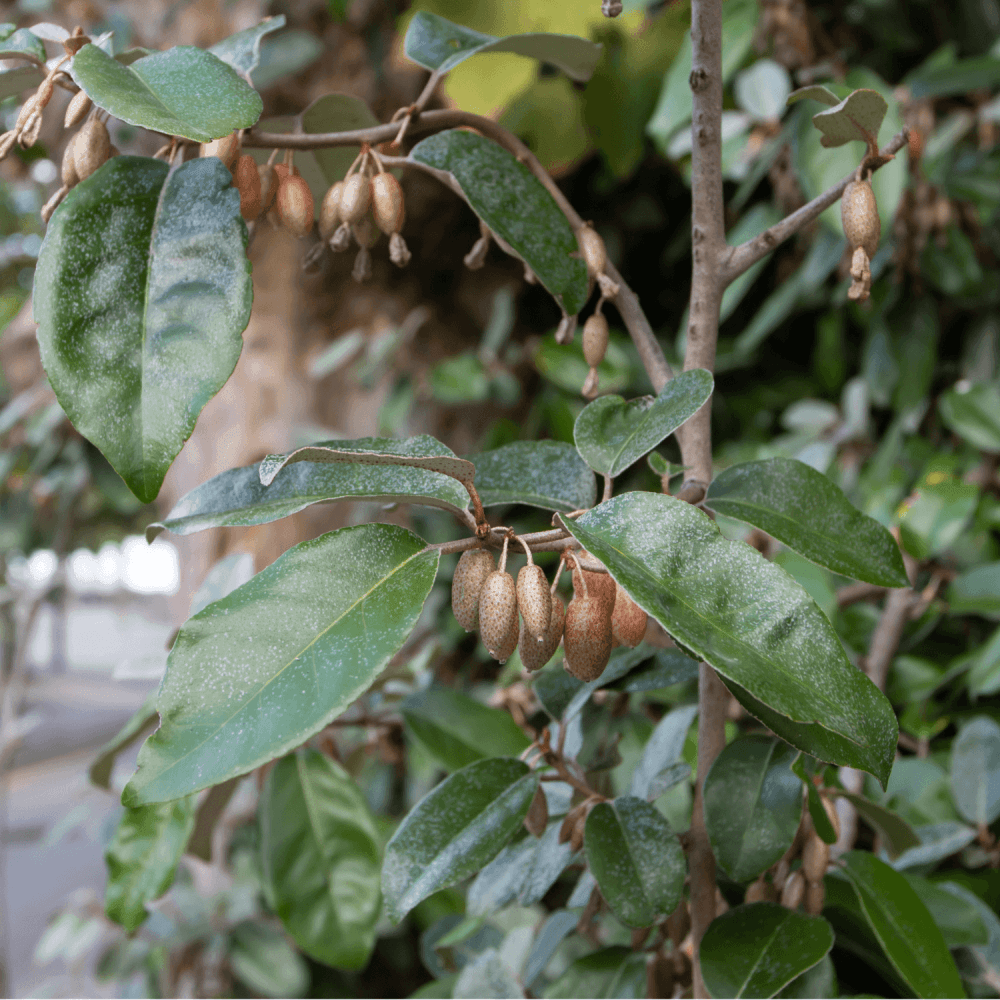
[40,185,68,223]
[781,870,805,910]
[524,784,549,837]
[73,117,110,180]
[804,879,825,915]
[61,134,79,187]
[16,94,38,131]
[611,584,646,648]
[519,593,565,671]
[371,172,405,235]
[848,246,872,302]
[602,0,624,15]
[351,216,377,249]
[478,569,518,659]
[340,173,372,224]
[569,808,586,853]
[276,174,314,238]
[329,221,352,253]
[464,233,490,270]
[200,131,240,169]
[582,367,600,399]
[259,164,278,210]
[517,564,553,642]
[63,32,90,55]
[524,263,537,284]
[318,181,344,240]
[389,232,411,267]
[18,112,43,149]
[352,246,372,283]
[555,313,577,345]
[744,876,770,904]
[563,593,612,681]
[801,832,830,883]
[35,76,55,111]
[234,154,262,221]
[0,131,18,160]
[841,178,880,259]
[64,90,92,129]
[559,808,576,845]
[582,313,609,368]
[578,223,607,277]
[452,548,496,632]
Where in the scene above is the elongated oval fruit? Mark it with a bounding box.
[744,876,770,904]
[821,794,840,842]
[372,172,405,235]
[340,173,372,224]
[259,164,278,210]
[200,131,240,169]
[781,870,805,910]
[495,614,519,664]
[578,223,607,277]
[801,831,829,883]
[277,174,314,238]
[582,313,609,368]
[73,117,110,181]
[563,594,612,681]
[452,549,496,632]
[804,879,825,915]
[841,179,880,258]
[61,133,78,187]
[234,154,261,221]
[517,564,552,641]
[479,570,518,659]
[318,181,345,240]
[64,90,92,129]
[520,593,565,672]
[572,565,616,620]
[611,584,646,648]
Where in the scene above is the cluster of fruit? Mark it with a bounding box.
[451,539,647,682]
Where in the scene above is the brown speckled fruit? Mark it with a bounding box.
[73,118,110,181]
[318,181,345,240]
[371,172,405,235]
[563,593,612,681]
[578,223,607,278]
[517,564,552,641]
[277,174,314,238]
[573,565,616,619]
[494,615,519,664]
[451,549,495,632]
[340,173,372,224]
[801,832,830,883]
[519,593,565,672]
[611,584,646,648]
[479,570,518,659]
[200,132,240,169]
[841,179,880,258]
[63,90,92,129]
[804,880,825,915]
[582,314,609,369]
[234,154,261,221]
[61,133,78,187]
[744,876,770,904]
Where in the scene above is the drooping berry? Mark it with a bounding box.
[801,832,830,883]
[519,593,565,672]
[371,172,405,235]
[451,549,496,632]
[234,154,262,221]
[259,164,278,211]
[578,223,607,278]
[611,584,646,648]
[200,131,240,169]
[781,871,805,910]
[494,614,519,665]
[517,564,552,642]
[73,117,110,181]
[64,90,92,129]
[478,569,518,660]
[563,593,612,681]
[841,178,880,259]
[340,172,372,224]
[582,313,609,368]
[276,174,314,238]
[61,134,78,188]
[319,181,345,240]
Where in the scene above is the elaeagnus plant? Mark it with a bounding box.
[6,5,988,999]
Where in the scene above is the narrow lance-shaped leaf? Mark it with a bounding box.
[410,130,589,316]
[705,457,909,588]
[470,440,596,513]
[123,524,439,805]
[34,157,252,504]
[561,493,898,787]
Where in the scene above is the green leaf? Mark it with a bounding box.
[898,470,979,561]
[260,750,381,970]
[229,922,310,998]
[524,910,578,988]
[950,716,1000,825]
[839,851,965,998]
[890,822,978,871]
[543,946,637,999]
[89,690,157,789]
[188,553,255,617]
[471,440,596,513]
[903,875,989,949]
[410,130,588,316]
[792,758,837,845]
[949,562,1000,619]
[939,382,1000,452]
[705,458,909,588]
[573,370,714,479]
[453,948,523,999]
[209,15,286,77]
[382,757,539,922]
[403,11,601,82]
[0,27,45,61]
[467,832,536,916]
[810,87,888,147]
[699,902,834,999]
[70,44,263,142]
[630,703,698,801]
[259,435,474,488]
[402,687,530,772]
[605,648,700,693]
[704,737,803,883]
[834,791,920,857]
[302,93,381,194]
[34,156,251,504]
[561,493,898,787]
[147,454,469,539]
[123,524,438,804]
[786,84,842,107]
[520,822,579,906]
[584,795,686,928]
[0,64,43,103]
[104,796,197,931]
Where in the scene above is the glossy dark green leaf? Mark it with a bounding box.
[605,648,700,693]
[104,796,196,932]
[471,440,596,513]
[699,902,834,999]
[584,795,686,928]
[951,716,1000,825]
[939,382,1000,453]
[705,458,908,588]
[382,758,539,922]
[209,15,286,77]
[89,690,157,789]
[410,130,588,316]
[402,687,530,772]
[573,370,714,478]
[839,851,965,998]
[229,922,310,998]
[835,791,920,856]
[147,454,469,540]
[949,562,1000,619]
[775,955,836,999]
[259,750,381,970]
[630,704,698,801]
[810,88,888,147]
[903,875,988,948]
[123,524,438,804]
[259,435,474,488]
[561,493,898,787]
[466,832,535,916]
[704,737,803,882]
[70,44,262,141]
[34,156,251,503]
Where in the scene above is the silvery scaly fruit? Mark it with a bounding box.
[611,584,646,648]
[578,223,607,278]
[234,154,261,221]
[73,118,110,181]
[841,179,881,258]
[319,181,345,240]
[451,549,496,632]
[64,90,92,129]
[582,313,609,368]
[801,831,830,883]
[517,564,552,641]
[372,172,405,235]
[340,173,372,224]
[478,569,518,660]
[563,592,612,681]
[277,174,314,238]
[61,133,78,187]
[519,593,565,672]
[200,132,240,169]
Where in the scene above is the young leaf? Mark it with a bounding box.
[786,84,842,107]
[88,690,157,789]
[104,796,197,932]
[410,130,588,316]
[704,736,803,883]
[792,758,838,845]
[123,524,439,805]
[950,716,1000,825]
[70,44,263,141]
[573,369,714,478]
[584,795,686,928]
[259,435,474,488]
[838,851,966,998]
[630,703,698,801]
[471,440,596,513]
[403,12,601,82]
[699,903,834,999]
[259,750,381,970]
[561,493,898,787]
[147,454,469,539]
[209,15,286,77]
[382,758,539,922]
[939,382,1000,453]
[705,457,909,588]
[35,157,251,504]
[810,87,888,147]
